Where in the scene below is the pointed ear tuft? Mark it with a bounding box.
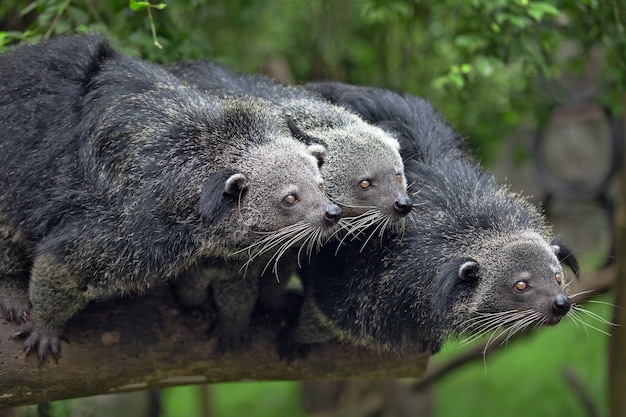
[224,173,247,197]
[551,238,580,279]
[198,170,241,224]
[458,260,480,282]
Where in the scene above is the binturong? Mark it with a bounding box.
[0,34,341,360]
[166,62,415,331]
[283,82,580,356]
[166,61,414,235]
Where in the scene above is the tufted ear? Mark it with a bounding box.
[307,144,327,169]
[433,258,480,315]
[224,172,247,197]
[287,117,318,145]
[458,259,480,282]
[198,170,241,224]
[551,238,580,279]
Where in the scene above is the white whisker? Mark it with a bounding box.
[457,310,541,352]
[569,305,616,335]
[585,299,620,309]
[570,309,596,337]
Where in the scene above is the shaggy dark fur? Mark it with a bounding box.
[283,82,579,355]
[0,34,340,359]
[166,60,412,222]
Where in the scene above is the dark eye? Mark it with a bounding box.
[555,272,563,285]
[282,194,297,206]
[396,174,403,183]
[318,184,324,193]
[359,180,371,190]
[513,281,529,292]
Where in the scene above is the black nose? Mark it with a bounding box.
[324,203,342,225]
[393,194,413,216]
[552,293,571,316]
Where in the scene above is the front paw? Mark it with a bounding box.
[0,297,30,324]
[13,322,63,362]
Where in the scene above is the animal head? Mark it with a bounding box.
[435,232,578,342]
[284,100,412,226]
[197,127,342,272]
[227,139,340,232]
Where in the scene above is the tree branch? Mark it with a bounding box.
[0,286,429,408]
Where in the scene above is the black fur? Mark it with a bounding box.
[286,82,578,355]
[166,60,411,220]
[0,34,334,360]
[198,170,242,225]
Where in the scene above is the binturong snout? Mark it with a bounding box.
[324,203,342,226]
[552,293,571,316]
[393,194,413,216]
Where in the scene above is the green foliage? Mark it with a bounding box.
[1,0,623,161]
[432,294,613,417]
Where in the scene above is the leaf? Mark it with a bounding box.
[129,0,150,11]
[129,0,167,12]
[449,73,465,89]
[20,2,38,17]
[527,2,559,21]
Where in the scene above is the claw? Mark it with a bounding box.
[1,301,31,325]
[12,322,32,338]
[14,324,62,363]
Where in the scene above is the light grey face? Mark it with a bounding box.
[467,235,571,324]
[319,124,413,220]
[236,141,342,234]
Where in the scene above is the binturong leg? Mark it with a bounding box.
[17,251,90,362]
[209,269,259,353]
[0,224,32,323]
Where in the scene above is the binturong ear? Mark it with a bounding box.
[458,259,480,282]
[433,258,480,314]
[198,170,242,224]
[551,237,580,279]
[224,173,248,197]
[307,144,327,169]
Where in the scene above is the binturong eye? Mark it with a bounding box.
[396,174,403,183]
[282,194,298,206]
[359,179,372,190]
[318,184,324,193]
[555,272,563,285]
[513,281,529,292]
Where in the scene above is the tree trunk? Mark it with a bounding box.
[610,115,626,417]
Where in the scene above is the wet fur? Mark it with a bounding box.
[0,34,337,359]
[285,82,580,355]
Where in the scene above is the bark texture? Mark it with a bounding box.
[0,286,429,408]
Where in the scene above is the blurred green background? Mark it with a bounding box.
[1,0,623,416]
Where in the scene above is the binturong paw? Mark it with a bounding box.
[0,298,31,324]
[0,283,32,324]
[13,322,64,362]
